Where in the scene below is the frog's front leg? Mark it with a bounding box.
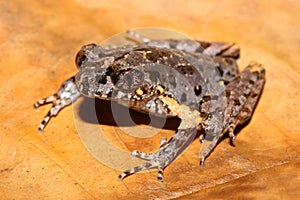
[119,96,202,181]
[34,76,81,131]
[199,62,265,165]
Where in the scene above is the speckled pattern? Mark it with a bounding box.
[35,31,265,181]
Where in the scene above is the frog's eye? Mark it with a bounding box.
[75,51,87,68]
[75,43,97,68]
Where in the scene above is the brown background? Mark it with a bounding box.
[1,0,300,199]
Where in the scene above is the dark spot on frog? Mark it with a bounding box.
[234,98,241,106]
[96,74,107,84]
[145,52,158,62]
[176,63,194,75]
[194,85,202,96]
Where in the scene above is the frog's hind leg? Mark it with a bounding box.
[200,41,240,59]
[126,30,240,59]
[126,30,151,43]
[119,96,201,181]
[226,62,266,140]
[199,62,265,165]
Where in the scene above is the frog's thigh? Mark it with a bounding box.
[233,62,265,126]
[199,62,265,165]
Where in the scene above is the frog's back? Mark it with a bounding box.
[109,46,225,111]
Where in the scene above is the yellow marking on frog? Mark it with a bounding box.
[135,88,144,96]
[156,85,165,94]
[159,96,202,129]
[143,52,147,59]
[218,80,224,86]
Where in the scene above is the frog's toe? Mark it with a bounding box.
[200,156,205,166]
[159,137,167,149]
[229,132,236,141]
[199,134,205,143]
[118,161,165,181]
[130,150,139,158]
[228,124,237,142]
[130,150,155,161]
[199,138,219,166]
[157,167,164,181]
[131,137,168,160]
[119,162,154,181]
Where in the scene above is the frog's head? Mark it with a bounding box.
[75,44,115,99]
[75,44,145,100]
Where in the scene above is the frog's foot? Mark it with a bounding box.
[119,128,198,181]
[119,152,165,181]
[130,137,167,160]
[119,137,171,181]
[198,137,220,166]
[199,124,239,165]
[119,137,168,181]
[34,76,80,131]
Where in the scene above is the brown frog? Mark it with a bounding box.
[34,30,265,181]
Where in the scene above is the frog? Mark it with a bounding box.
[34,30,265,181]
